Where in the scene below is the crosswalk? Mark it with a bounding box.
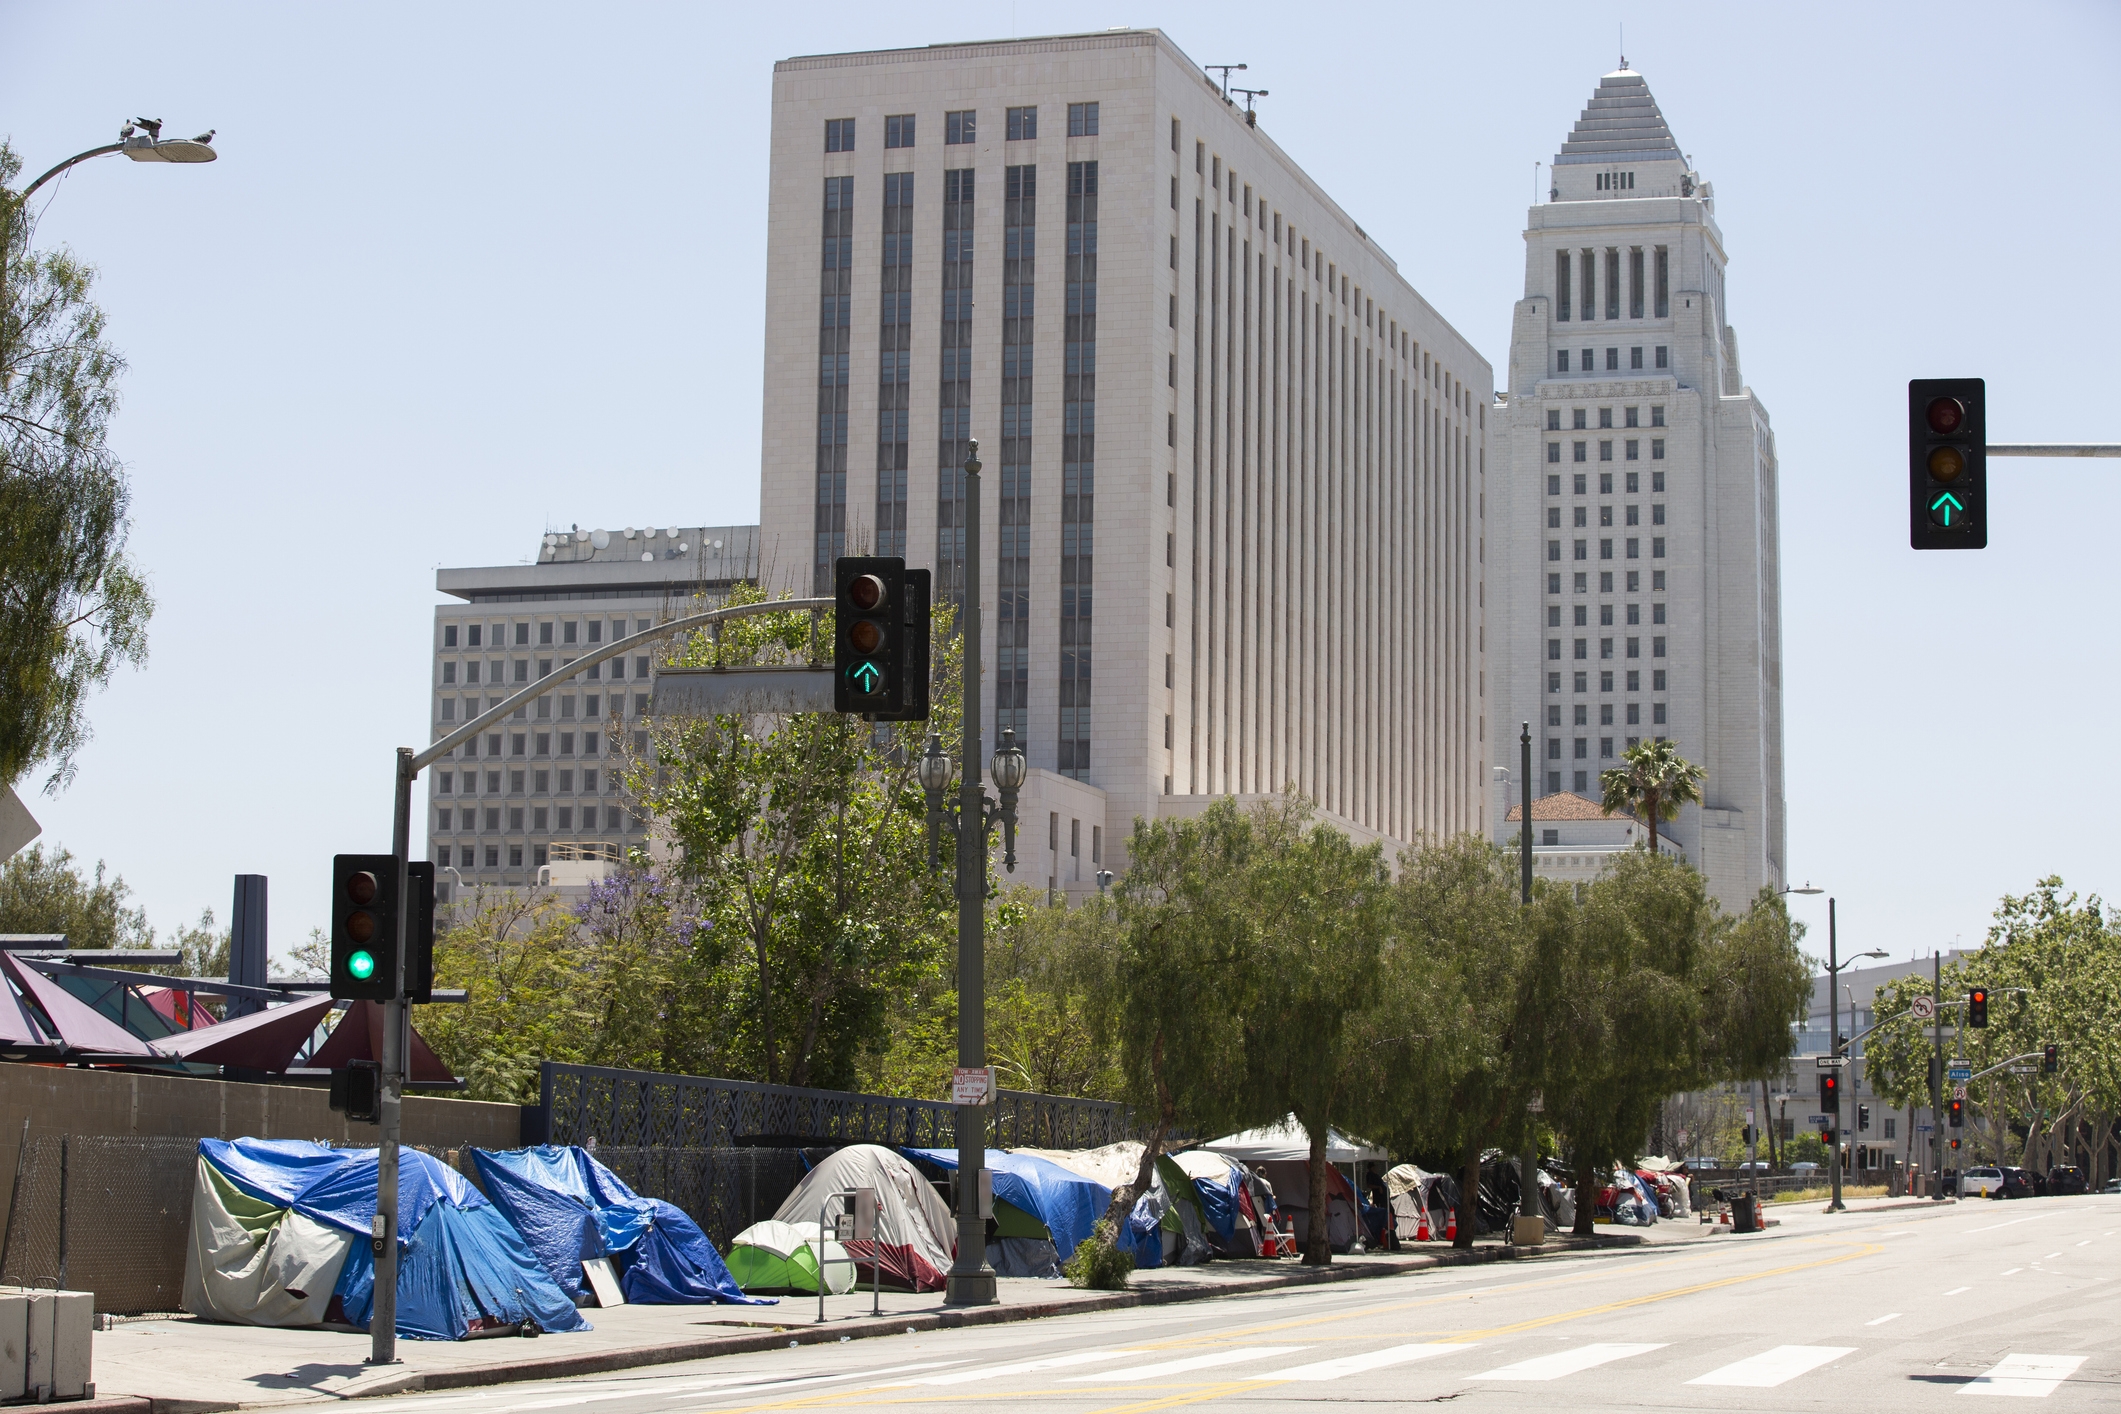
[862,1340,2098,1401]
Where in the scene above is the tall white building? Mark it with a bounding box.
[758,29,1491,888]
[1489,68,1785,911]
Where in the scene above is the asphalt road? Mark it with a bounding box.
[353,1194,2119,1413]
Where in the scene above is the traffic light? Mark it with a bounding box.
[331,854,398,1001]
[1948,1098,1965,1128]
[1908,377,1986,549]
[1820,1128,1834,1145]
[1819,1071,1840,1115]
[405,861,436,1004]
[1741,1125,1754,1146]
[1950,1137,1961,1152]
[2044,1043,2059,1075]
[1967,987,1988,1027]
[832,558,930,720]
[1858,1103,1871,1132]
[329,1059,381,1123]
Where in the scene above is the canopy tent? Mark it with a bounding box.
[470,1145,766,1305]
[1202,1117,1387,1164]
[725,1221,855,1294]
[904,1148,1113,1278]
[184,1138,585,1339]
[767,1145,954,1292]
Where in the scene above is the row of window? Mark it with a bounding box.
[437,839,632,872]
[1548,503,1665,528]
[1550,669,1668,693]
[1552,473,1666,498]
[1558,346,1666,373]
[1548,726,1666,759]
[1553,406,1663,430]
[1555,245,1669,321]
[441,618,653,649]
[1548,636,1668,660]
[1550,603,1666,627]
[1551,703,1657,727]
[445,727,648,759]
[439,693,646,724]
[440,656,651,686]
[1552,570,1665,595]
[435,767,604,796]
[824,104,1101,153]
[1548,538,1667,561]
[1552,439,1665,464]
[436,805,629,833]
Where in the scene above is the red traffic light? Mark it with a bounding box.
[848,574,887,612]
[849,618,885,654]
[1925,396,1965,435]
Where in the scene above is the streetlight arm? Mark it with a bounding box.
[20,144,125,202]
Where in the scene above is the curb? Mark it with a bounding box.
[184,1235,1652,1405]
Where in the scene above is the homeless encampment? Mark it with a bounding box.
[1010,1143,1209,1268]
[1204,1119,1382,1252]
[183,1138,585,1339]
[736,1144,954,1292]
[469,1146,766,1306]
[724,1221,856,1294]
[904,1148,1112,1278]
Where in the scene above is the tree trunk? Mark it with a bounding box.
[1304,1124,1333,1267]
[1455,1139,1479,1251]
[1644,788,1660,854]
[1572,1151,1597,1237]
[1095,1035,1171,1247]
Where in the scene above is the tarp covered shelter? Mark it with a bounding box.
[183,1138,585,1339]
[904,1148,1112,1278]
[470,1146,767,1305]
[1202,1117,1387,1164]
[767,1144,954,1292]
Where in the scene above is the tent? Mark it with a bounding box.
[1010,1143,1182,1269]
[1202,1117,1387,1164]
[183,1137,585,1339]
[1203,1120,1378,1252]
[470,1146,767,1306]
[904,1148,1114,1278]
[723,1220,855,1295]
[762,1144,954,1292]
[1168,1151,1260,1253]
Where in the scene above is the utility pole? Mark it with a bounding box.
[1516,724,1540,1243]
[1931,949,1946,1200]
[1827,898,1843,1213]
[369,749,413,1365]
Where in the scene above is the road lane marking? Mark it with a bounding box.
[1946,1286,1973,1295]
[1259,1343,1475,1381]
[1866,1313,1904,1326]
[1061,1347,1309,1382]
[1687,1345,1854,1387]
[1960,1352,2087,1397]
[2044,1252,2061,1259]
[889,1350,1151,1385]
[1966,1215,2052,1233]
[1469,1343,1666,1380]
[2002,1268,2023,1276]
[657,1361,970,1404]
[2076,1240,2091,1247]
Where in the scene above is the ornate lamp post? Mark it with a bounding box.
[917,440,1027,1306]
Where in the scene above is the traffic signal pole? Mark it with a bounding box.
[1931,950,1945,1200]
[1828,898,1843,1214]
[1516,725,1540,1241]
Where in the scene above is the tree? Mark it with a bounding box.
[1598,739,1705,855]
[1,144,154,794]
[419,892,595,1103]
[0,842,152,949]
[169,908,230,978]
[985,888,1124,1106]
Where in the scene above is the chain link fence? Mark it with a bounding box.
[0,1136,198,1314]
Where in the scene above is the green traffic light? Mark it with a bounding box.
[849,659,885,694]
[1928,491,1964,528]
[348,949,375,980]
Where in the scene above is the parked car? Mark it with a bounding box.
[1994,1166,2036,1199]
[2048,1165,2087,1196]
[1684,1157,1723,1173]
[2099,1177,2121,1195]
[1789,1161,1820,1175]
[1959,1165,2006,1198]
[1735,1160,1771,1172]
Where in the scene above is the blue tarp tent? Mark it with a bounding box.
[902,1148,1109,1264]
[470,1146,768,1306]
[191,1138,586,1340]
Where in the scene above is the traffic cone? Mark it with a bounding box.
[1416,1209,1431,1242]
[1445,1209,1458,1242]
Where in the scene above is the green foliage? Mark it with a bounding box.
[0,842,152,949]
[1062,1220,1133,1289]
[169,908,230,978]
[986,888,1123,1103]
[1597,739,1706,853]
[1,144,154,794]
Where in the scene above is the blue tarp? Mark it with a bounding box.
[471,1146,767,1305]
[903,1148,1108,1264]
[1187,1165,1242,1244]
[196,1138,586,1340]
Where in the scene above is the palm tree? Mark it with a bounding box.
[1598,738,1706,856]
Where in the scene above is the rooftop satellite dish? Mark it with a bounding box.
[575,529,590,542]
[712,539,723,550]
[591,529,610,549]
[646,527,660,539]
[622,527,636,539]
[678,542,690,553]
[641,552,653,562]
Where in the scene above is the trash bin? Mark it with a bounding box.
[1730,1194,1760,1233]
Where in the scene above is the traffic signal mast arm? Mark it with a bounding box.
[1987,445,2121,457]
[1966,1051,2049,1083]
[409,596,832,777]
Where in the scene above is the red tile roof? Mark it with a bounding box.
[1504,791,1636,823]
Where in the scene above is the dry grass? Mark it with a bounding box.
[1768,1183,1889,1204]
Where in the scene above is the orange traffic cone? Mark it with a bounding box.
[1416,1209,1431,1242]
[1445,1209,1458,1242]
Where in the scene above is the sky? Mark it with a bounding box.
[3,0,2118,970]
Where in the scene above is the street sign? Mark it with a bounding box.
[1910,995,1936,1021]
[1948,1065,1972,1081]
[1916,1123,1934,1132]
[1953,1083,1968,1100]
[2008,1065,2038,1075]
[1815,1056,1849,1068]
[1808,1114,1829,1126]
[951,1065,996,1107]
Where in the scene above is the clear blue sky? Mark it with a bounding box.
[4,1,2117,968]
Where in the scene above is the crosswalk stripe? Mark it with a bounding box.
[1258,1343,1476,1382]
[1866,1314,1904,1327]
[1960,1353,2087,1398]
[1687,1345,1854,1387]
[1468,1343,1666,1381]
[894,1350,1152,1385]
[1060,1347,1309,1382]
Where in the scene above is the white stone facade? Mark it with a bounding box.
[758,29,1491,887]
[1488,70,1786,913]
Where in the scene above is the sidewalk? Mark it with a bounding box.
[83,1232,1664,1412]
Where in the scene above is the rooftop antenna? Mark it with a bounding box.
[1206,63,1245,100]
[1232,86,1268,126]
[1619,22,1626,70]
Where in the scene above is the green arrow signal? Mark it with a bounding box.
[1930,491,1964,527]
[850,660,884,693]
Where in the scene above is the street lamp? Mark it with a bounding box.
[1787,886,1888,1212]
[18,118,218,202]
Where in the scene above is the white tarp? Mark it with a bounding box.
[182,1158,354,1327]
[1012,1142,1144,1191]
[1203,1116,1386,1164]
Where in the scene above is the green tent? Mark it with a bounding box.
[724,1220,856,1295]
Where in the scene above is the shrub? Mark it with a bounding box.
[1062,1220,1135,1290]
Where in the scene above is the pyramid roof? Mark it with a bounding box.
[1555,69,1683,167]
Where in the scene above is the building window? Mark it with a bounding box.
[1653,603,1666,624]
[1571,409,1587,430]
[1067,102,1099,136]
[1601,738,1614,758]
[824,118,855,152]
[1651,439,1665,460]
[1574,738,1588,759]
[1574,604,1588,627]
[1653,636,1667,657]
[1884,1117,1897,1140]
[1542,829,1559,845]
[1579,249,1595,321]
[1653,537,1666,557]
[1548,771,1562,792]
[1605,247,1620,319]
[1573,639,1587,660]
[1629,247,1644,318]
[943,110,977,146]
[1573,539,1587,561]
[1555,249,1570,321]
[562,620,577,644]
[1626,637,1640,658]
[1626,439,1639,461]
[1630,346,1643,369]
[1600,638,1613,659]
[814,174,854,592]
[1548,639,1560,660]
[1547,738,1561,760]
[441,661,456,685]
[1626,704,1640,725]
[1605,347,1619,370]
[1655,345,1669,369]
[484,845,498,867]
[1574,474,1587,495]
[1573,672,1587,692]
[1573,441,1587,463]
[1653,703,1667,724]
[1599,539,1613,560]
[876,171,915,558]
[1556,350,1569,372]
[1653,670,1666,691]
[1548,606,1561,627]
[1650,405,1666,427]
[884,113,914,148]
[1548,508,1561,529]
[1626,670,1640,691]
[1653,472,1666,493]
[1574,704,1588,726]
[1599,440,1613,462]
[1548,443,1561,465]
[1548,540,1561,561]
[1654,246,1669,318]
[1007,106,1037,140]
[1653,504,1666,525]
[442,625,458,648]
[1626,537,1639,558]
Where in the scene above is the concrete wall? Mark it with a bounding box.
[0,1063,520,1205]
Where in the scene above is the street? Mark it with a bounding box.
[329,1196,2117,1413]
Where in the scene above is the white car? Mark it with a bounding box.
[1959,1166,2005,1198]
